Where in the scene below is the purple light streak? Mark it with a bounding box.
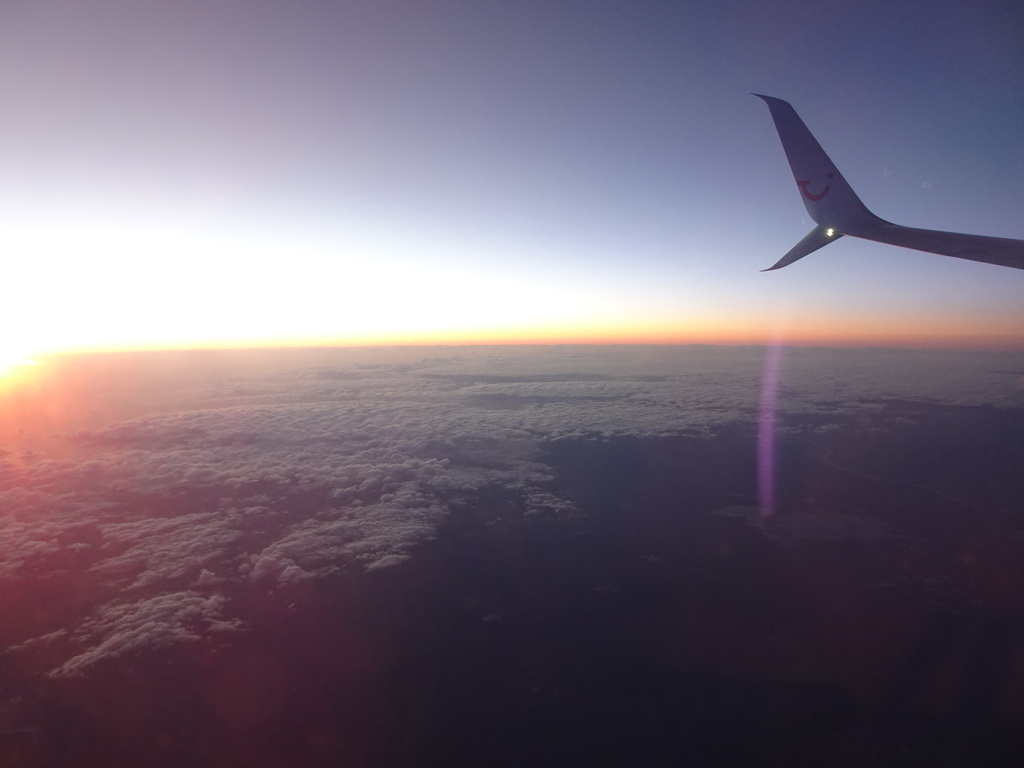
[758,340,783,517]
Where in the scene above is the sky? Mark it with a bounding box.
[1,0,1023,357]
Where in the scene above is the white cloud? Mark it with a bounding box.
[48,591,244,678]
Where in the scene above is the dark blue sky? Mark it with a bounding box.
[0,0,1022,352]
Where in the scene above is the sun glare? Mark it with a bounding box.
[0,354,39,382]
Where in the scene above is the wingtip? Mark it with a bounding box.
[752,93,791,108]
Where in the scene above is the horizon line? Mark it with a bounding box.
[26,337,1024,358]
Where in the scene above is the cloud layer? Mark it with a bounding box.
[1,345,1022,676]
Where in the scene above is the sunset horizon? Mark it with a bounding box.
[16,322,1024,359]
[2,3,1023,762]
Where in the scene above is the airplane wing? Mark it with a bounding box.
[755,94,1024,272]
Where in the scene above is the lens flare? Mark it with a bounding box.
[757,338,784,517]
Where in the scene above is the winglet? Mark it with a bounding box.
[761,225,844,271]
[755,95,1024,272]
[755,95,882,270]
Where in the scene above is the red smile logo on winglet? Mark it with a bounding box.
[797,172,834,201]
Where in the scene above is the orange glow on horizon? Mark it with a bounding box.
[29,312,1024,355]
